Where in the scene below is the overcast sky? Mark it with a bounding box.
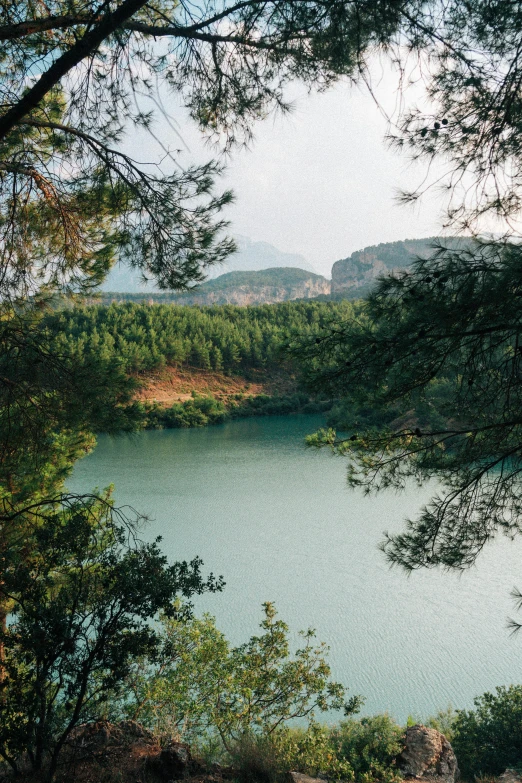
[125,71,447,278]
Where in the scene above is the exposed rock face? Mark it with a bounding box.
[63,720,203,783]
[398,725,459,783]
[331,238,440,295]
[103,267,330,305]
[171,273,330,306]
[287,772,326,783]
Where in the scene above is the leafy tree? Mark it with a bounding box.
[0,492,222,780]
[451,686,522,778]
[293,238,522,572]
[125,602,351,753]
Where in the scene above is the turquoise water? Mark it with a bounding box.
[70,414,522,722]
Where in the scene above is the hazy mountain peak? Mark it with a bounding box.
[101,236,317,292]
[207,235,317,277]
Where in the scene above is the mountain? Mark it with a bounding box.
[101,236,317,293]
[102,267,330,306]
[330,236,474,297]
[331,237,441,296]
[213,235,317,276]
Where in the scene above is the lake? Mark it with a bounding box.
[70,414,522,723]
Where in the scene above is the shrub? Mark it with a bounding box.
[229,717,404,783]
[330,715,404,783]
[146,395,227,428]
[272,723,356,781]
[125,603,348,752]
[452,686,522,778]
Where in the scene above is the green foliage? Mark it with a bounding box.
[228,715,403,783]
[451,686,522,778]
[0,493,222,779]
[45,300,356,376]
[329,715,404,783]
[293,239,522,572]
[0,308,141,514]
[241,724,356,782]
[145,395,228,429]
[143,392,329,430]
[125,602,349,753]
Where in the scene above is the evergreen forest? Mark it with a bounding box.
[5,0,522,780]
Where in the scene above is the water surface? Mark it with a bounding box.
[70,415,522,722]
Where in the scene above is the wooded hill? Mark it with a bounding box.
[46,300,357,427]
[49,300,356,375]
[101,267,330,306]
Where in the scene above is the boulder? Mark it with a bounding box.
[287,773,326,783]
[147,741,196,780]
[498,771,522,783]
[67,719,155,750]
[64,720,201,782]
[398,725,459,783]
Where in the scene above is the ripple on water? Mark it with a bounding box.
[70,415,522,721]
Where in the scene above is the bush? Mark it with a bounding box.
[269,723,356,781]
[125,603,348,752]
[229,717,404,783]
[330,715,404,783]
[452,686,522,778]
[146,395,227,428]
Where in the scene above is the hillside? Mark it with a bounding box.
[330,237,474,296]
[218,234,318,275]
[102,267,330,306]
[45,300,355,426]
[331,237,440,296]
[99,237,475,307]
[101,236,317,293]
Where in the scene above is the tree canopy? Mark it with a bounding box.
[6,0,522,772]
[280,3,522,575]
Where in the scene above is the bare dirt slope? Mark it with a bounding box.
[134,366,298,407]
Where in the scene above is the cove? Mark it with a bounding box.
[70,414,522,723]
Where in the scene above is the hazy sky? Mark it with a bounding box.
[126,72,447,278]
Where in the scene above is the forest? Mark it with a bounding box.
[4,0,522,780]
[46,300,357,375]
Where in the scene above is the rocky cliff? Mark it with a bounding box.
[104,267,330,306]
[331,237,441,295]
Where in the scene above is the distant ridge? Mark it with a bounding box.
[101,235,317,293]
[99,236,472,305]
[102,267,329,306]
[212,235,318,276]
[331,236,469,297]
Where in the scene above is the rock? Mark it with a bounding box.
[398,725,459,783]
[168,271,331,307]
[330,239,439,295]
[287,772,326,783]
[499,771,522,783]
[147,740,199,780]
[68,719,155,750]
